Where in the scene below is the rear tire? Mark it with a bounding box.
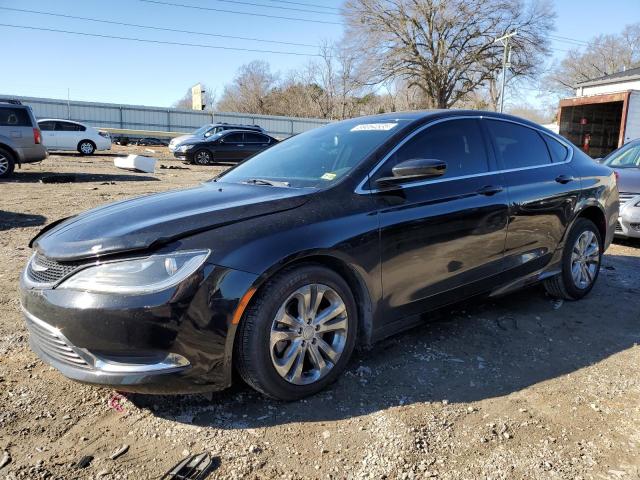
[78,140,95,155]
[544,218,602,300]
[0,147,16,178]
[235,264,358,401]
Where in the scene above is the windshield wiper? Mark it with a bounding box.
[243,178,290,187]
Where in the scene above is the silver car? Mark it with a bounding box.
[600,139,640,238]
[0,100,48,178]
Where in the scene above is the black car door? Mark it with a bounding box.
[243,133,271,158]
[482,119,581,278]
[369,118,509,321]
[215,132,245,161]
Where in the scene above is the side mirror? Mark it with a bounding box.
[376,158,447,187]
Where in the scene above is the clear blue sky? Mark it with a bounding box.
[0,0,638,108]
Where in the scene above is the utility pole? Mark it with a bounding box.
[67,88,71,120]
[494,30,517,113]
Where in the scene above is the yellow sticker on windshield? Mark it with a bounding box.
[351,123,398,132]
[321,172,337,181]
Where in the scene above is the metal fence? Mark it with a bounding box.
[8,95,330,138]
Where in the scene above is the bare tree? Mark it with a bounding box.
[343,0,554,109]
[546,22,640,94]
[216,60,278,114]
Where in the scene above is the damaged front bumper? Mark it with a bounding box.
[20,263,258,394]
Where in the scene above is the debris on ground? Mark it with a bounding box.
[109,444,129,460]
[74,455,93,469]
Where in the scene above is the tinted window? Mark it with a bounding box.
[224,133,244,143]
[486,120,551,168]
[56,122,84,132]
[543,135,569,162]
[376,119,489,181]
[38,121,56,131]
[0,108,31,127]
[244,133,269,143]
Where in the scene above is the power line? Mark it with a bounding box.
[139,0,342,25]
[212,0,340,16]
[0,7,318,48]
[265,0,342,11]
[0,23,322,56]
[549,34,589,46]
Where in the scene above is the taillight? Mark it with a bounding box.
[98,131,110,138]
[33,128,41,144]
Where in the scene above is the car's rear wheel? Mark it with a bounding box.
[78,140,95,155]
[193,149,212,165]
[544,218,602,300]
[0,147,16,178]
[235,264,357,400]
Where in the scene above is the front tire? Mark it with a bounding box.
[544,218,602,300]
[0,147,15,178]
[235,265,358,400]
[78,140,95,155]
[193,149,213,165]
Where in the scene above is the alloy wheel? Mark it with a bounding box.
[0,155,8,176]
[80,142,94,154]
[570,230,600,289]
[195,151,211,165]
[269,284,348,385]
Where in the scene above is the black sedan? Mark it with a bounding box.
[20,111,618,400]
[174,129,278,165]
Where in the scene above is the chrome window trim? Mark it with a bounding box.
[355,115,574,194]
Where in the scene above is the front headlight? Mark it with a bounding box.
[59,250,210,294]
[177,145,194,152]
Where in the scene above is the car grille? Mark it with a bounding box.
[619,192,639,206]
[25,314,91,369]
[26,253,83,285]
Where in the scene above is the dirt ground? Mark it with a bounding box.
[1,147,640,479]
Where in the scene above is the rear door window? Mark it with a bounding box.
[244,133,269,144]
[543,135,569,162]
[375,118,490,182]
[38,121,56,131]
[0,108,32,127]
[223,133,244,144]
[485,120,551,168]
[55,121,84,131]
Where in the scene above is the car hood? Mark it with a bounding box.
[170,134,197,146]
[615,168,640,194]
[33,182,310,261]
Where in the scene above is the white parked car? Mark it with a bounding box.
[37,119,111,155]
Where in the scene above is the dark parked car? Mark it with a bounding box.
[20,111,618,400]
[133,137,170,147]
[0,99,48,178]
[174,129,278,164]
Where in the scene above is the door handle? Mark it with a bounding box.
[555,175,575,184]
[476,185,503,196]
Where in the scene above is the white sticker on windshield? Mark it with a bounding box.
[350,123,398,132]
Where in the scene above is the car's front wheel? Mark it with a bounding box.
[193,149,212,165]
[78,140,95,155]
[235,265,358,400]
[544,218,602,300]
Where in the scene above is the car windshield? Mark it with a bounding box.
[217,119,410,189]
[603,143,640,168]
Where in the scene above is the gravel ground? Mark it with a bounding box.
[1,147,639,479]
